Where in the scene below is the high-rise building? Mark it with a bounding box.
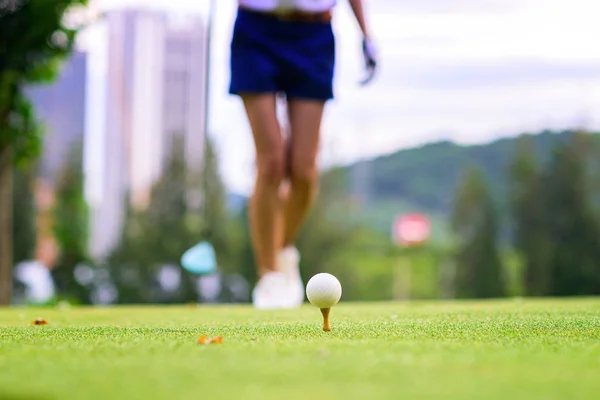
[163,17,207,174]
[88,8,208,260]
[107,9,167,210]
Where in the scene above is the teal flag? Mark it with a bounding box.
[180,241,217,275]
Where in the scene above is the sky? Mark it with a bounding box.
[83,0,600,196]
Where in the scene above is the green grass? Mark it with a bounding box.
[1,299,600,400]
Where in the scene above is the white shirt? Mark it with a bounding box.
[238,0,337,13]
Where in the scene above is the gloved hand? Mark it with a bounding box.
[359,37,378,86]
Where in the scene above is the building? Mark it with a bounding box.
[89,8,208,260]
[163,17,207,174]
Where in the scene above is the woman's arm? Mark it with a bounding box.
[348,0,369,38]
[348,0,377,85]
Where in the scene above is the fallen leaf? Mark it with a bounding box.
[197,335,223,344]
[31,318,48,326]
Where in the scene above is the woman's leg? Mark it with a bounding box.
[282,99,325,246]
[241,94,285,278]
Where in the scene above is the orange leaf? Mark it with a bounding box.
[31,318,48,326]
[197,335,223,344]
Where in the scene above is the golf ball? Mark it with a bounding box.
[306,273,342,308]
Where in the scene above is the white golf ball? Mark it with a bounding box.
[306,273,342,308]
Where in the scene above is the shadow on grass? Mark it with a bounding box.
[0,392,51,400]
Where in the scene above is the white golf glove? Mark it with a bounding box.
[359,37,378,86]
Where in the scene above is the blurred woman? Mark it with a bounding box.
[229,0,377,309]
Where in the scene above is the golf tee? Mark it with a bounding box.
[320,308,331,331]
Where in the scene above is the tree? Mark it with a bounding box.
[451,166,505,298]
[198,136,241,274]
[0,0,88,304]
[107,204,158,304]
[108,136,241,303]
[12,163,36,264]
[508,136,549,296]
[52,139,90,303]
[232,203,257,290]
[109,137,197,303]
[540,132,600,295]
[295,167,365,291]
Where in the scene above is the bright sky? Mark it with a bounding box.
[84,0,600,196]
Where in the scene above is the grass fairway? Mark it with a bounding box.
[1,299,600,400]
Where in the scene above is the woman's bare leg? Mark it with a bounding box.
[282,99,325,246]
[241,94,285,278]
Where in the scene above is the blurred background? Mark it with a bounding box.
[3,0,600,306]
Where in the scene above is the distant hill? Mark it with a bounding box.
[339,130,599,240]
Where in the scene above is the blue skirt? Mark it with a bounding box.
[229,8,336,101]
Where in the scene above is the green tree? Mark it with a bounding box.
[198,136,241,274]
[508,136,549,296]
[12,163,37,265]
[52,139,90,303]
[110,137,196,303]
[232,204,257,290]
[107,204,157,304]
[295,167,366,294]
[109,136,229,303]
[0,0,88,304]
[451,166,505,298]
[540,132,600,295]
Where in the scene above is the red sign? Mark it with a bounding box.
[393,213,431,246]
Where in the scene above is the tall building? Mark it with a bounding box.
[106,9,167,210]
[163,18,207,174]
[89,9,208,260]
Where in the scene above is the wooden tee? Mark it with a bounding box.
[320,308,331,332]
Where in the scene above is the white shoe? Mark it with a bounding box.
[277,246,305,307]
[252,271,294,310]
